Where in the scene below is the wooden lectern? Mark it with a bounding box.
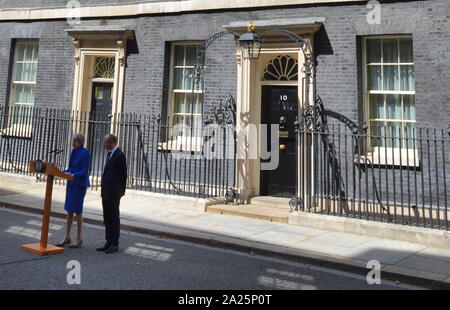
[20,160,74,256]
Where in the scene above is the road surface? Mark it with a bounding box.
[0,207,422,290]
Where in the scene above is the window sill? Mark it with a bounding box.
[1,126,32,138]
[354,147,420,168]
[158,137,203,153]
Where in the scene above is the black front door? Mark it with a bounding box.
[260,86,298,197]
[89,83,113,172]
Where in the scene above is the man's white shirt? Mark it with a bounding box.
[109,146,119,158]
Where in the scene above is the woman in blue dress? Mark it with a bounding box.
[55,133,90,249]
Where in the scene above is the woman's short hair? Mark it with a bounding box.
[73,133,85,146]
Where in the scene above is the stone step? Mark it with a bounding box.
[206,200,290,224]
[249,196,291,209]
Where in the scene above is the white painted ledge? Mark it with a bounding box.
[0,0,361,21]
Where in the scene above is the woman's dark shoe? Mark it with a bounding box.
[55,238,71,247]
[69,240,83,249]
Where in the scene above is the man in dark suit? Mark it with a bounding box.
[96,134,127,254]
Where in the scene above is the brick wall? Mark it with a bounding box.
[0,0,448,128]
[0,21,75,109]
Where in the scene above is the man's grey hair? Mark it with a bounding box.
[104,133,118,144]
[73,133,85,146]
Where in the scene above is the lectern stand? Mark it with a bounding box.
[20,160,74,256]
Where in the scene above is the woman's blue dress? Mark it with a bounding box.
[63,146,90,214]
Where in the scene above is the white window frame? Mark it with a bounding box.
[361,35,418,167]
[5,39,39,137]
[163,42,204,151]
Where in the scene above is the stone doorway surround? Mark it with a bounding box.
[224,18,325,203]
[66,27,134,134]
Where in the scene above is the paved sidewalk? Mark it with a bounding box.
[0,173,449,288]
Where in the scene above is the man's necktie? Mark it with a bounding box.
[107,151,112,161]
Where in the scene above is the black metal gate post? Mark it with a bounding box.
[299,53,316,212]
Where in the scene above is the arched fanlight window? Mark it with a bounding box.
[262,55,298,81]
[94,57,115,79]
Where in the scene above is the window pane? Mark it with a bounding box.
[174,45,185,66]
[184,93,202,115]
[383,39,398,63]
[178,115,201,137]
[174,68,184,89]
[399,38,413,63]
[24,44,34,61]
[385,122,402,148]
[174,93,186,113]
[15,63,26,81]
[386,94,401,120]
[173,68,194,90]
[15,62,38,82]
[369,94,384,119]
[403,95,416,121]
[400,65,415,91]
[14,42,38,82]
[404,123,416,149]
[172,115,186,137]
[31,43,39,62]
[95,87,103,100]
[174,93,203,114]
[11,104,33,126]
[173,93,203,115]
[14,84,35,104]
[184,68,194,89]
[174,115,185,126]
[185,45,199,66]
[383,65,399,91]
[366,39,381,63]
[367,65,382,90]
[16,42,39,62]
[94,57,115,79]
[370,121,385,147]
[16,44,26,62]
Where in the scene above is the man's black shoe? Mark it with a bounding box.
[105,245,119,254]
[96,243,111,251]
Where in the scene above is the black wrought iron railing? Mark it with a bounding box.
[0,106,235,199]
[1,105,449,230]
[294,122,450,230]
